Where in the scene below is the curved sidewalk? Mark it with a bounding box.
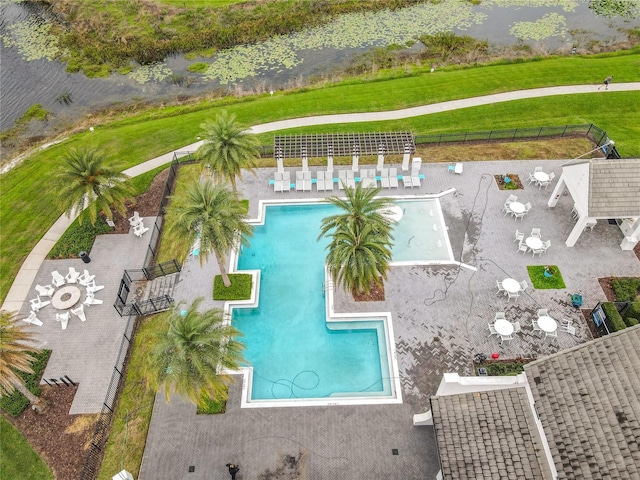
[3,83,639,312]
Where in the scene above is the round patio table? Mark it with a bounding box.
[509,202,525,214]
[537,315,558,333]
[534,171,549,183]
[502,278,521,294]
[494,319,514,336]
[51,285,81,310]
[525,237,543,250]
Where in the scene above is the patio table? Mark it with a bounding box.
[502,278,521,294]
[534,171,549,183]
[525,237,543,250]
[537,315,558,333]
[494,319,514,336]
[509,202,525,214]
[51,285,81,310]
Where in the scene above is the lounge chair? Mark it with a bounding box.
[454,163,463,175]
[24,311,43,327]
[35,284,55,297]
[84,292,104,306]
[315,171,326,191]
[389,168,398,188]
[410,167,421,188]
[402,175,413,188]
[133,221,149,237]
[380,168,390,188]
[30,295,50,312]
[51,270,66,288]
[129,211,143,226]
[86,280,105,294]
[78,269,95,287]
[56,312,70,330]
[66,267,81,283]
[71,304,87,322]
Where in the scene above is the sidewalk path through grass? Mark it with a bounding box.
[3,83,640,312]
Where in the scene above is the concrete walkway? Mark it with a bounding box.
[3,83,639,313]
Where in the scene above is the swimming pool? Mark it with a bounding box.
[231,197,453,406]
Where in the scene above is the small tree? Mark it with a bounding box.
[145,299,246,405]
[0,311,45,412]
[54,148,135,225]
[196,110,260,192]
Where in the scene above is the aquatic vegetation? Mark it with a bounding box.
[482,0,579,11]
[128,63,174,84]
[0,21,66,61]
[187,62,209,73]
[510,13,567,41]
[588,0,640,19]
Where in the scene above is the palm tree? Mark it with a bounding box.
[167,179,253,287]
[196,110,260,192]
[318,183,394,240]
[55,148,135,225]
[319,184,396,297]
[0,311,45,412]
[325,221,394,296]
[145,299,246,405]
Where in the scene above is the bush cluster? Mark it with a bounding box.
[611,277,640,302]
[485,361,524,376]
[602,302,626,332]
[48,218,113,259]
[622,301,640,327]
[0,350,51,416]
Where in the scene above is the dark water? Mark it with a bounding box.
[1,0,637,132]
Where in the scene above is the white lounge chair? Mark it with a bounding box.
[84,292,104,306]
[86,280,105,294]
[30,295,50,312]
[315,171,326,191]
[129,211,143,226]
[454,163,463,175]
[389,168,398,188]
[295,171,305,191]
[78,269,95,287]
[133,221,149,237]
[402,175,413,188]
[380,168,390,188]
[71,304,87,322]
[66,267,81,283]
[24,311,43,327]
[410,167,421,188]
[35,284,55,297]
[51,270,66,287]
[56,312,70,330]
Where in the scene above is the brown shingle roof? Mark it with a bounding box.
[588,159,640,217]
[525,325,640,479]
[430,388,553,479]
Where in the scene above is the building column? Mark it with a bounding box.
[547,176,566,208]
[566,215,589,247]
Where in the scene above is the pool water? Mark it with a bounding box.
[233,199,451,401]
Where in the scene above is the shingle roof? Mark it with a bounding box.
[525,325,640,479]
[588,159,640,217]
[430,388,553,480]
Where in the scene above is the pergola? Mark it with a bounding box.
[273,132,415,158]
[547,158,640,247]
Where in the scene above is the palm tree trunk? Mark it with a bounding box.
[215,252,232,287]
[15,383,45,413]
[230,176,237,192]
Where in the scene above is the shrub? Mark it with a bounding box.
[48,218,112,258]
[197,387,228,414]
[602,302,626,332]
[611,277,640,302]
[486,361,524,376]
[627,317,639,326]
[0,350,51,416]
[213,274,252,301]
[622,301,640,322]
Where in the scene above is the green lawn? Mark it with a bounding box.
[2,51,640,303]
[0,416,53,480]
[527,265,567,290]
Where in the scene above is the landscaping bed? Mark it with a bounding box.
[494,173,523,190]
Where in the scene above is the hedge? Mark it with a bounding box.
[0,350,51,416]
[611,278,640,302]
[622,301,640,322]
[627,317,639,326]
[602,302,626,332]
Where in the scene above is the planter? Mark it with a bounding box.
[544,270,554,278]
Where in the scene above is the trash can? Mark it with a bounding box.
[79,251,91,263]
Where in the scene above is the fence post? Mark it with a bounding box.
[561,125,568,137]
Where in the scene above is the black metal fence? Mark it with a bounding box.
[114,260,181,316]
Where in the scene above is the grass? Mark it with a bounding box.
[0,416,53,480]
[527,265,566,290]
[0,350,51,416]
[2,52,640,303]
[213,273,252,300]
[96,313,169,480]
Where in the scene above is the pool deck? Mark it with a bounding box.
[139,159,640,479]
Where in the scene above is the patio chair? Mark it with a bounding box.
[295,171,305,191]
[517,243,528,255]
[487,323,499,337]
[496,280,505,295]
[35,284,55,297]
[51,270,65,288]
[514,229,524,243]
[534,167,542,173]
[505,194,517,205]
[524,202,532,213]
[545,330,558,340]
[389,168,398,188]
[84,292,103,306]
[542,240,551,251]
[513,321,521,333]
[315,171,326,191]
[128,211,143,227]
[502,202,512,216]
[56,312,70,330]
[71,304,87,322]
[133,221,149,237]
[500,334,513,344]
[30,295,50,312]
[454,163,463,175]
[410,167,421,187]
[402,175,413,188]
[78,269,95,287]
[519,280,529,292]
[561,320,577,336]
[86,280,105,294]
[537,308,548,317]
[495,312,505,320]
[548,172,555,182]
[380,168,390,188]
[513,211,526,221]
[532,319,542,335]
[506,291,520,301]
[531,246,545,257]
[24,311,43,327]
[65,267,80,283]
[530,228,541,238]
[527,173,537,185]
[585,220,597,232]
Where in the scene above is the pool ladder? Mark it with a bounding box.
[322,280,334,297]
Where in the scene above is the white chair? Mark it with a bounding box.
[488,323,498,337]
[295,171,305,191]
[545,330,558,340]
[410,167,421,187]
[513,321,521,333]
[585,220,597,232]
[537,308,548,317]
[129,211,143,227]
[402,175,413,188]
[71,304,87,322]
[84,292,104,306]
[524,202,532,213]
[542,240,551,251]
[548,172,555,182]
[86,280,105,294]
[30,295,50,312]
[281,171,291,192]
[133,221,149,237]
[561,320,577,336]
[532,319,542,335]
[534,167,543,173]
[513,211,526,221]
[66,267,80,283]
[514,229,524,243]
[495,312,505,320]
[51,270,66,287]
[500,334,513,344]
[517,243,528,255]
[315,171,326,192]
[530,228,541,238]
[532,246,545,257]
[506,291,520,301]
[505,194,517,205]
[496,281,505,295]
[24,311,43,327]
[454,163,463,175]
[389,168,398,188]
[527,173,537,185]
[519,280,529,292]
[78,269,95,287]
[56,312,70,330]
[35,284,55,297]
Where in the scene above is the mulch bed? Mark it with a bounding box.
[352,280,385,302]
[494,173,524,190]
[108,168,170,234]
[2,385,97,480]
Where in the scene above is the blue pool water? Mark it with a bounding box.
[232,200,450,400]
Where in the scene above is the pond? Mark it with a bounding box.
[1,0,638,131]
